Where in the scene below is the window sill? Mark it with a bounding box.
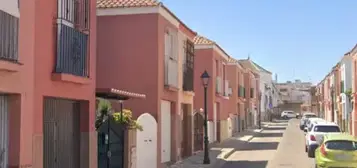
[183,91,195,96]
[51,73,91,85]
[164,84,179,92]
[0,59,22,72]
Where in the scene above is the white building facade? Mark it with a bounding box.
[340,54,353,131]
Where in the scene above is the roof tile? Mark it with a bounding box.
[97,0,160,9]
[193,35,215,45]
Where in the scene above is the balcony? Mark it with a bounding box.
[0,10,19,63]
[55,23,89,77]
[165,59,178,90]
[183,67,193,91]
[183,40,194,91]
[54,0,90,78]
[216,77,222,94]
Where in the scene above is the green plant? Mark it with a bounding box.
[113,109,143,131]
[95,98,142,131]
[345,88,353,101]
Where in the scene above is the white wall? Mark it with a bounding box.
[258,71,273,114]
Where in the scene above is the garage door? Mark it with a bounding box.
[43,98,80,168]
[0,95,8,168]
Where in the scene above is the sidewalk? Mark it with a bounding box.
[167,127,265,168]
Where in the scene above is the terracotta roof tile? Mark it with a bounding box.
[97,0,160,9]
[228,57,238,63]
[193,35,215,45]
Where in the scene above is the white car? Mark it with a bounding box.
[303,117,325,132]
[280,111,296,119]
[304,121,341,157]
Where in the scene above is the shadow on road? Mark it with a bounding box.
[255,132,283,137]
[264,127,286,131]
[239,142,280,151]
[221,160,268,168]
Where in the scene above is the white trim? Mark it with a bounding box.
[97,6,179,28]
[194,44,230,61]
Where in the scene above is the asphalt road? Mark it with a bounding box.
[222,119,315,168]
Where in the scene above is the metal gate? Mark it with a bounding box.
[193,113,204,152]
[0,95,8,168]
[43,98,80,168]
[97,117,125,168]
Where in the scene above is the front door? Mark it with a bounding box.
[193,113,204,152]
[160,100,171,163]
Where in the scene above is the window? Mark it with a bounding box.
[57,0,90,30]
[0,10,19,61]
[325,140,357,151]
[164,30,177,61]
[314,126,340,132]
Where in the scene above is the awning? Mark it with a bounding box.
[96,88,146,101]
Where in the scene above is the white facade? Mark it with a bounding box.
[340,56,353,122]
[258,71,274,120]
[276,80,312,104]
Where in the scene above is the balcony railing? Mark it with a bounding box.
[216,77,222,94]
[0,10,19,62]
[165,59,178,88]
[183,67,194,91]
[55,23,89,77]
[183,39,194,91]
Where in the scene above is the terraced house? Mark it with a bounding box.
[317,43,357,137]
[227,58,246,134]
[193,35,233,143]
[96,0,198,167]
[0,0,97,167]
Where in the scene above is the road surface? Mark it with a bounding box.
[221,119,315,168]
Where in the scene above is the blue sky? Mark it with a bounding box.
[162,0,357,84]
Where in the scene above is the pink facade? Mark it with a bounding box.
[96,2,197,166]
[193,36,231,141]
[227,60,246,132]
[0,0,97,167]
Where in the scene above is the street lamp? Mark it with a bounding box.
[200,70,210,164]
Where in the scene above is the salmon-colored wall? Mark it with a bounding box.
[97,14,160,119]
[227,65,238,116]
[1,0,97,167]
[213,50,229,120]
[194,49,215,120]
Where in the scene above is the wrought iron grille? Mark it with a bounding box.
[0,10,19,62]
[55,23,89,77]
[183,40,194,91]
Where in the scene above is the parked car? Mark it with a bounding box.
[280,111,296,119]
[299,113,318,130]
[315,133,357,168]
[305,121,341,158]
[303,117,325,132]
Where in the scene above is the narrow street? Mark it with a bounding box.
[221,119,315,168]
